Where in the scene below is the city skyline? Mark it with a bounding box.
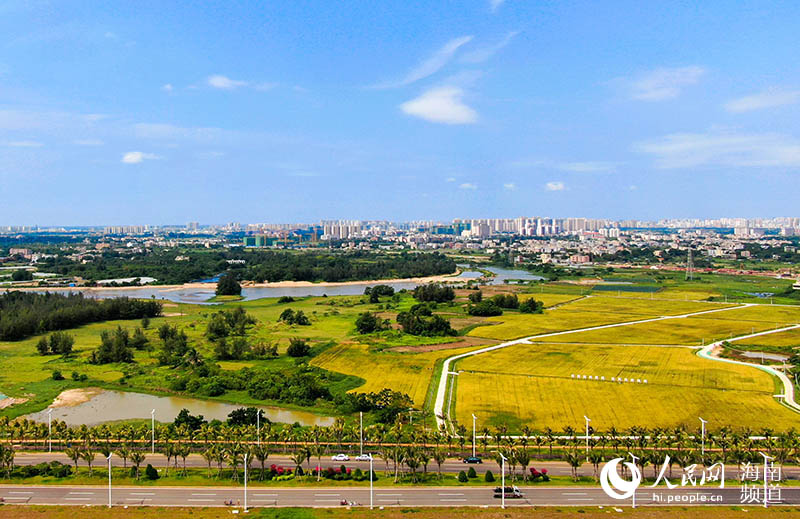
[2,1,800,224]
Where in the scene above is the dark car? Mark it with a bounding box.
[463,456,483,464]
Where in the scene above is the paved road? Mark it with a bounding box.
[13,453,800,481]
[434,303,754,430]
[1,484,798,507]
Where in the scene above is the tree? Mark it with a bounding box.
[413,283,455,303]
[519,298,544,314]
[287,337,311,357]
[355,312,388,334]
[11,269,33,281]
[90,327,134,364]
[468,301,503,317]
[145,463,160,480]
[130,327,149,350]
[468,291,482,303]
[130,450,146,480]
[215,272,242,296]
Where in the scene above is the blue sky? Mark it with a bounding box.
[1,0,799,225]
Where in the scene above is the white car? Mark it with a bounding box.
[354,454,372,461]
[331,453,350,461]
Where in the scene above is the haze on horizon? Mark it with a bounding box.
[1,1,799,226]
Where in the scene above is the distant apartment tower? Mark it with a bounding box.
[187,222,200,231]
[321,220,362,240]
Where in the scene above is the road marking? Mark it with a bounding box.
[563,492,588,495]
[2,497,30,500]
[126,498,152,501]
[438,493,464,496]
[129,492,155,496]
[314,499,342,502]
[68,492,95,495]
[315,493,340,497]
[379,499,403,502]
[187,499,215,502]
[64,497,92,501]
[254,493,278,497]
[191,493,217,496]
[377,493,402,496]
[440,498,467,502]
[567,498,595,501]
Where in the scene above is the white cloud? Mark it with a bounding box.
[3,140,43,147]
[725,89,800,113]
[556,161,618,172]
[490,0,506,12]
[460,31,519,64]
[634,130,800,168]
[459,182,478,190]
[122,151,160,164]
[545,181,565,191]
[400,86,478,124]
[445,177,456,182]
[74,139,103,146]
[162,83,174,92]
[503,182,516,190]
[372,36,473,89]
[207,74,248,90]
[628,66,705,101]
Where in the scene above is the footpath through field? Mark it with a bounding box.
[433,303,758,431]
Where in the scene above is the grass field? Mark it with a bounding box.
[453,347,794,431]
[734,328,800,349]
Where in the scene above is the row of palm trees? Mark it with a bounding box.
[2,415,798,467]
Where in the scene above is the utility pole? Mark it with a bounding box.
[499,452,507,509]
[369,454,374,509]
[150,409,155,454]
[471,414,477,458]
[686,248,694,281]
[47,409,52,453]
[243,453,248,512]
[699,417,708,459]
[257,411,260,446]
[360,412,364,457]
[107,454,113,508]
[584,416,591,462]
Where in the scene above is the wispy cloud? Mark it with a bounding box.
[503,182,516,190]
[634,130,800,168]
[74,139,103,146]
[460,31,519,63]
[3,140,43,148]
[490,0,506,12]
[162,83,174,92]
[445,177,457,182]
[122,151,160,164]
[625,66,705,101]
[725,89,800,113]
[545,181,565,191]
[371,36,473,89]
[556,161,618,172]
[207,74,248,90]
[459,182,478,190]
[400,86,477,124]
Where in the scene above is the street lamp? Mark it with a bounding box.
[471,414,477,458]
[150,409,155,454]
[498,452,507,509]
[107,453,113,508]
[368,454,374,510]
[699,417,708,459]
[360,411,364,457]
[584,416,591,462]
[257,410,260,446]
[243,453,248,512]
[47,409,52,453]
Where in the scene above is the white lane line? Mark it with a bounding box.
[191,493,217,496]
[440,498,467,502]
[377,493,402,496]
[126,498,152,501]
[563,492,588,495]
[187,499,215,502]
[2,497,30,500]
[315,493,340,497]
[64,497,92,501]
[438,493,464,496]
[379,499,404,502]
[129,492,155,496]
[314,499,342,502]
[8,491,34,494]
[567,498,595,501]
[252,499,277,502]
[68,492,95,495]
[254,494,278,497]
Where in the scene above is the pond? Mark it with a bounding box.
[25,390,335,427]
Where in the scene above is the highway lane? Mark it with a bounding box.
[13,453,800,480]
[2,484,799,507]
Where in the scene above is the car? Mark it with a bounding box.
[331,453,350,461]
[354,454,373,461]
[463,456,483,464]
[493,486,523,499]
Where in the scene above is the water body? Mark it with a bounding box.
[740,351,790,362]
[20,266,541,304]
[26,390,334,427]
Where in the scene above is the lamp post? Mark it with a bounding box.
[47,409,52,453]
[699,417,708,459]
[368,454,374,510]
[360,411,364,457]
[499,452,507,509]
[150,409,155,454]
[584,416,591,462]
[107,453,112,508]
[471,414,477,458]
[257,410,260,446]
[243,453,248,512]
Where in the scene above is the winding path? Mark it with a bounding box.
[433,302,754,431]
[697,324,800,412]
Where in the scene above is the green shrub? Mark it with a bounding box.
[467,466,477,478]
[51,370,64,381]
[457,470,468,483]
[145,464,159,480]
[485,470,495,482]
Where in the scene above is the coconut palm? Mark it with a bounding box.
[64,446,81,474]
[129,450,146,480]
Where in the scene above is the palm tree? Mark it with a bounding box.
[588,451,604,481]
[432,448,447,479]
[292,447,310,479]
[177,443,191,477]
[310,443,326,482]
[80,447,97,476]
[253,444,270,481]
[129,450,146,480]
[201,447,216,478]
[564,450,582,481]
[65,447,81,475]
[514,448,531,481]
[114,445,130,469]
